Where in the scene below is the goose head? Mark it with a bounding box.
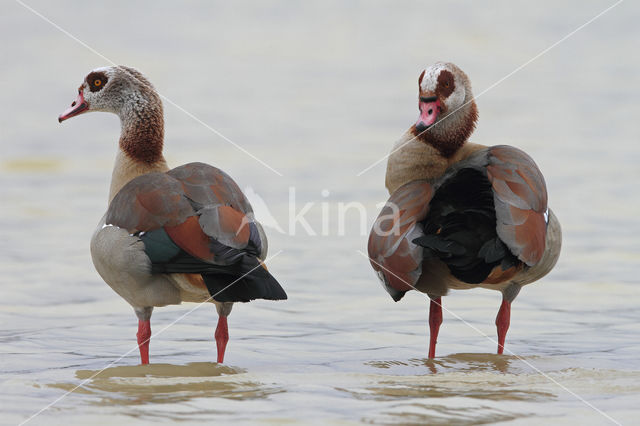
[58,66,162,123]
[414,62,478,156]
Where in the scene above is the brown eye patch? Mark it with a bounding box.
[436,69,455,98]
[86,71,108,92]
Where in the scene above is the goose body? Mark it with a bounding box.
[368,62,561,357]
[59,66,286,364]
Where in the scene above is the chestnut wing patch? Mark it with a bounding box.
[105,164,284,302]
[486,145,548,266]
[106,172,193,231]
[106,164,261,265]
[167,162,253,214]
[368,180,433,301]
[169,162,261,258]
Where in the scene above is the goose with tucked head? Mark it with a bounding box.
[369,62,561,358]
[59,66,287,365]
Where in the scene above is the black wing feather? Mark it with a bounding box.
[139,229,287,302]
[413,168,519,284]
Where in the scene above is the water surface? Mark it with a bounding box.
[1,1,639,424]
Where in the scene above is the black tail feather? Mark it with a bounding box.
[202,257,287,303]
[142,229,287,303]
[152,254,287,303]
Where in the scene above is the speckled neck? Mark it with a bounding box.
[412,100,478,158]
[118,91,165,165]
[109,86,168,203]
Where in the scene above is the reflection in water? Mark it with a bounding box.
[48,363,282,406]
[352,379,553,402]
[340,355,556,424]
[360,353,554,401]
[366,353,528,374]
[75,362,244,378]
[418,353,518,374]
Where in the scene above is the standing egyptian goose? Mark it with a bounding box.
[58,66,287,364]
[368,62,561,358]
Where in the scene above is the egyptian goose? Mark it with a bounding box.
[367,62,561,358]
[58,66,287,364]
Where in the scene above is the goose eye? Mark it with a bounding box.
[87,72,108,92]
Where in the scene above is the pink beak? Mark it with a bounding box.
[416,96,441,132]
[58,91,88,123]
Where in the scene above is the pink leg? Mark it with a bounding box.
[215,315,229,363]
[428,297,443,359]
[495,298,511,354]
[136,319,151,365]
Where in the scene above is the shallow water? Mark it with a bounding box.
[2,1,640,425]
